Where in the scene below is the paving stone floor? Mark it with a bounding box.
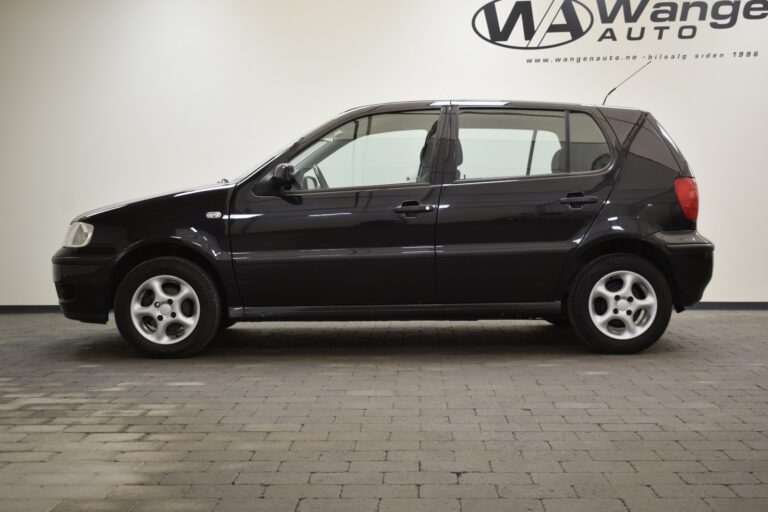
[0,311,765,511]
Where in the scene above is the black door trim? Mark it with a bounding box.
[229,301,562,321]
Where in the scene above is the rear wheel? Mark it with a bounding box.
[568,254,672,354]
[115,257,221,357]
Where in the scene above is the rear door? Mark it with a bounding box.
[435,105,618,303]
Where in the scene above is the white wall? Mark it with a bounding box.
[1,0,767,304]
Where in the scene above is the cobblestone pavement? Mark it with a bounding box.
[0,311,765,512]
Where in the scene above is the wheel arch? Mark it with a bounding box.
[559,236,681,311]
[109,241,229,313]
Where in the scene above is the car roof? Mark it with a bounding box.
[341,100,642,115]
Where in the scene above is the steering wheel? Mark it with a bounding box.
[293,165,329,191]
[312,164,329,189]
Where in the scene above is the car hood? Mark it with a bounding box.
[75,182,235,222]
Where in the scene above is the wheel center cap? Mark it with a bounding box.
[617,299,630,311]
[159,304,172,316]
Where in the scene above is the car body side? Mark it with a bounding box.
[52,100,713,324]
[557,107,712,312]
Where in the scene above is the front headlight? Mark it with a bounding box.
[62,222,94,248]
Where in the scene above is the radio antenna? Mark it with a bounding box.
[602,60,652,106]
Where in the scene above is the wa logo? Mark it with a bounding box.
[473,0,594,49]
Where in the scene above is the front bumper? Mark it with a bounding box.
[52,250,114,323]
[647,231,714,309]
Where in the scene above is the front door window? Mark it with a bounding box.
[288,111,440,191]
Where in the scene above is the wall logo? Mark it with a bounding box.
[472,0,768,49]
[473,0,594,49]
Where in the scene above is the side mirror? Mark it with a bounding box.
[272,163,296,186]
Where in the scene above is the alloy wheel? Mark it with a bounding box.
[130,275,200,345]
[588,270,658,340]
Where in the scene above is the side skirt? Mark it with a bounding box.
[228,302,562,322]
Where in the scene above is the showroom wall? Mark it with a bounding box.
[1,0,766,304]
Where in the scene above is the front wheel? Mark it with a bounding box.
[568,254,672,354]
[114,257,221,357]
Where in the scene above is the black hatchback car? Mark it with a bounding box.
[53,100,713,357]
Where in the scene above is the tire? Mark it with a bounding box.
[114,257,221,357]
[544,317,571,328]
[567,254,672,354]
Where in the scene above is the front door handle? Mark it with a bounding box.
[394,201,435,217]
[559,193,599,209]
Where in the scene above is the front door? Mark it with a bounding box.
[436,106,618,303]
[229,108,445,307]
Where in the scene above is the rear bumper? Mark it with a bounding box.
[647,231,714,308]
[52,251,114,324]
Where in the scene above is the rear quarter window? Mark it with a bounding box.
[629,119,682,173]
[648,115,689,175]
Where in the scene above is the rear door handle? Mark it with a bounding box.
[559,193,599,209]
[394,202,435,217]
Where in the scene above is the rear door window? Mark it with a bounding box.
[569,112,612,172]
[455,109,611,181]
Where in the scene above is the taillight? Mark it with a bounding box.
[674,177,699,221]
